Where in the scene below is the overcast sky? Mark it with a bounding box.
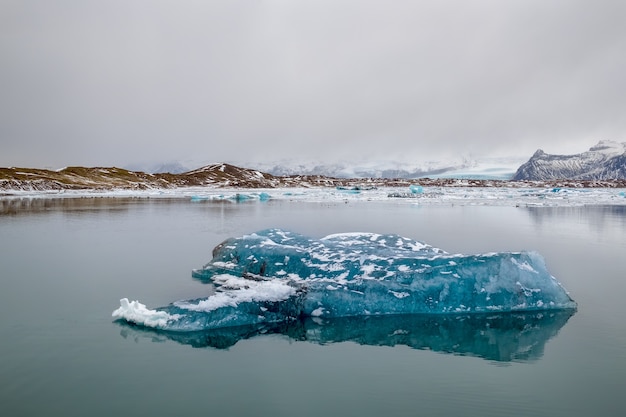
[1,0,625,169]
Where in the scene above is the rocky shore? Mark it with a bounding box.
[2,163,626,195]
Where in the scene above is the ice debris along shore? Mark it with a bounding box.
[113,229,576,332]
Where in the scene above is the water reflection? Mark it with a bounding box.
[117,310,575,362]
[0,197,142,216]
[525,205,626,231]
[0,196,265,218]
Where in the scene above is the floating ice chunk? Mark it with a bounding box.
[114,229,576,332]
[228,193,254,202]
[191,193,270,203]
[336,186,361,194]
[190,195,209,202]
[112,298,181,329]
[114,279,304,332]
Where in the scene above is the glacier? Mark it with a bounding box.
[113,229,576,332]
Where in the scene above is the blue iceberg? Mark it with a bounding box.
[113,229,576,332]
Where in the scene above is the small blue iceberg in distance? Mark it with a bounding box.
[113,229,576,332]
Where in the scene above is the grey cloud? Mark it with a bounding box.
[1,0,625,168]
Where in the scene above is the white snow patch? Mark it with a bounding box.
[360,264,377,275]
[511,258,538,273]
[112,298,181,329]
[175,277,296,312]
[389,291,410,299]
[311,307,325,317]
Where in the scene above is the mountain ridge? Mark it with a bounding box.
[124,155,525,181]
[513,140,626,180]
[2,162,626,194]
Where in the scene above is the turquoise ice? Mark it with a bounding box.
[113,229,576,331]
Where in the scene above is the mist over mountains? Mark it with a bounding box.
[246,157,520,180]
[127,156,523,180]
[124,141,626,182]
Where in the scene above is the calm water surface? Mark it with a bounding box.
[0,197,625,416]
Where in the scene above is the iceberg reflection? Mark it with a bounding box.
[117,309,574,362]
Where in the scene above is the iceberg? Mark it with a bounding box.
[113,229,576,332]
[189,192,271,203]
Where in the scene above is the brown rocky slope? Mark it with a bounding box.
[2,163,626,194]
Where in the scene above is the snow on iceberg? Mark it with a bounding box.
[113,229,576,332]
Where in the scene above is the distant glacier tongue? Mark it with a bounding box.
[113,229,576,332]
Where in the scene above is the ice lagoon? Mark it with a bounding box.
[1,191,625,416]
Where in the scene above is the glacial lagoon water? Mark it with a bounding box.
[1,196,625,416]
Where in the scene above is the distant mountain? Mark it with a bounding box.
[513,141,626,181]
[0,163,395,193]
[250,159,470,179]
[129,156,522,180]
[124,161,190,174]
[0,164,286,192]
[3,161,626,194]
[151,162,190,174]
[248,156,527,180]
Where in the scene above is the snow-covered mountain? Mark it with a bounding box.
[249,159,466,178]
[513,141,626,181]
[125,155,523,180]
[246,157,522,180]
[124,161,190,174]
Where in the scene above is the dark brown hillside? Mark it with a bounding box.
[2,163,626,194]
